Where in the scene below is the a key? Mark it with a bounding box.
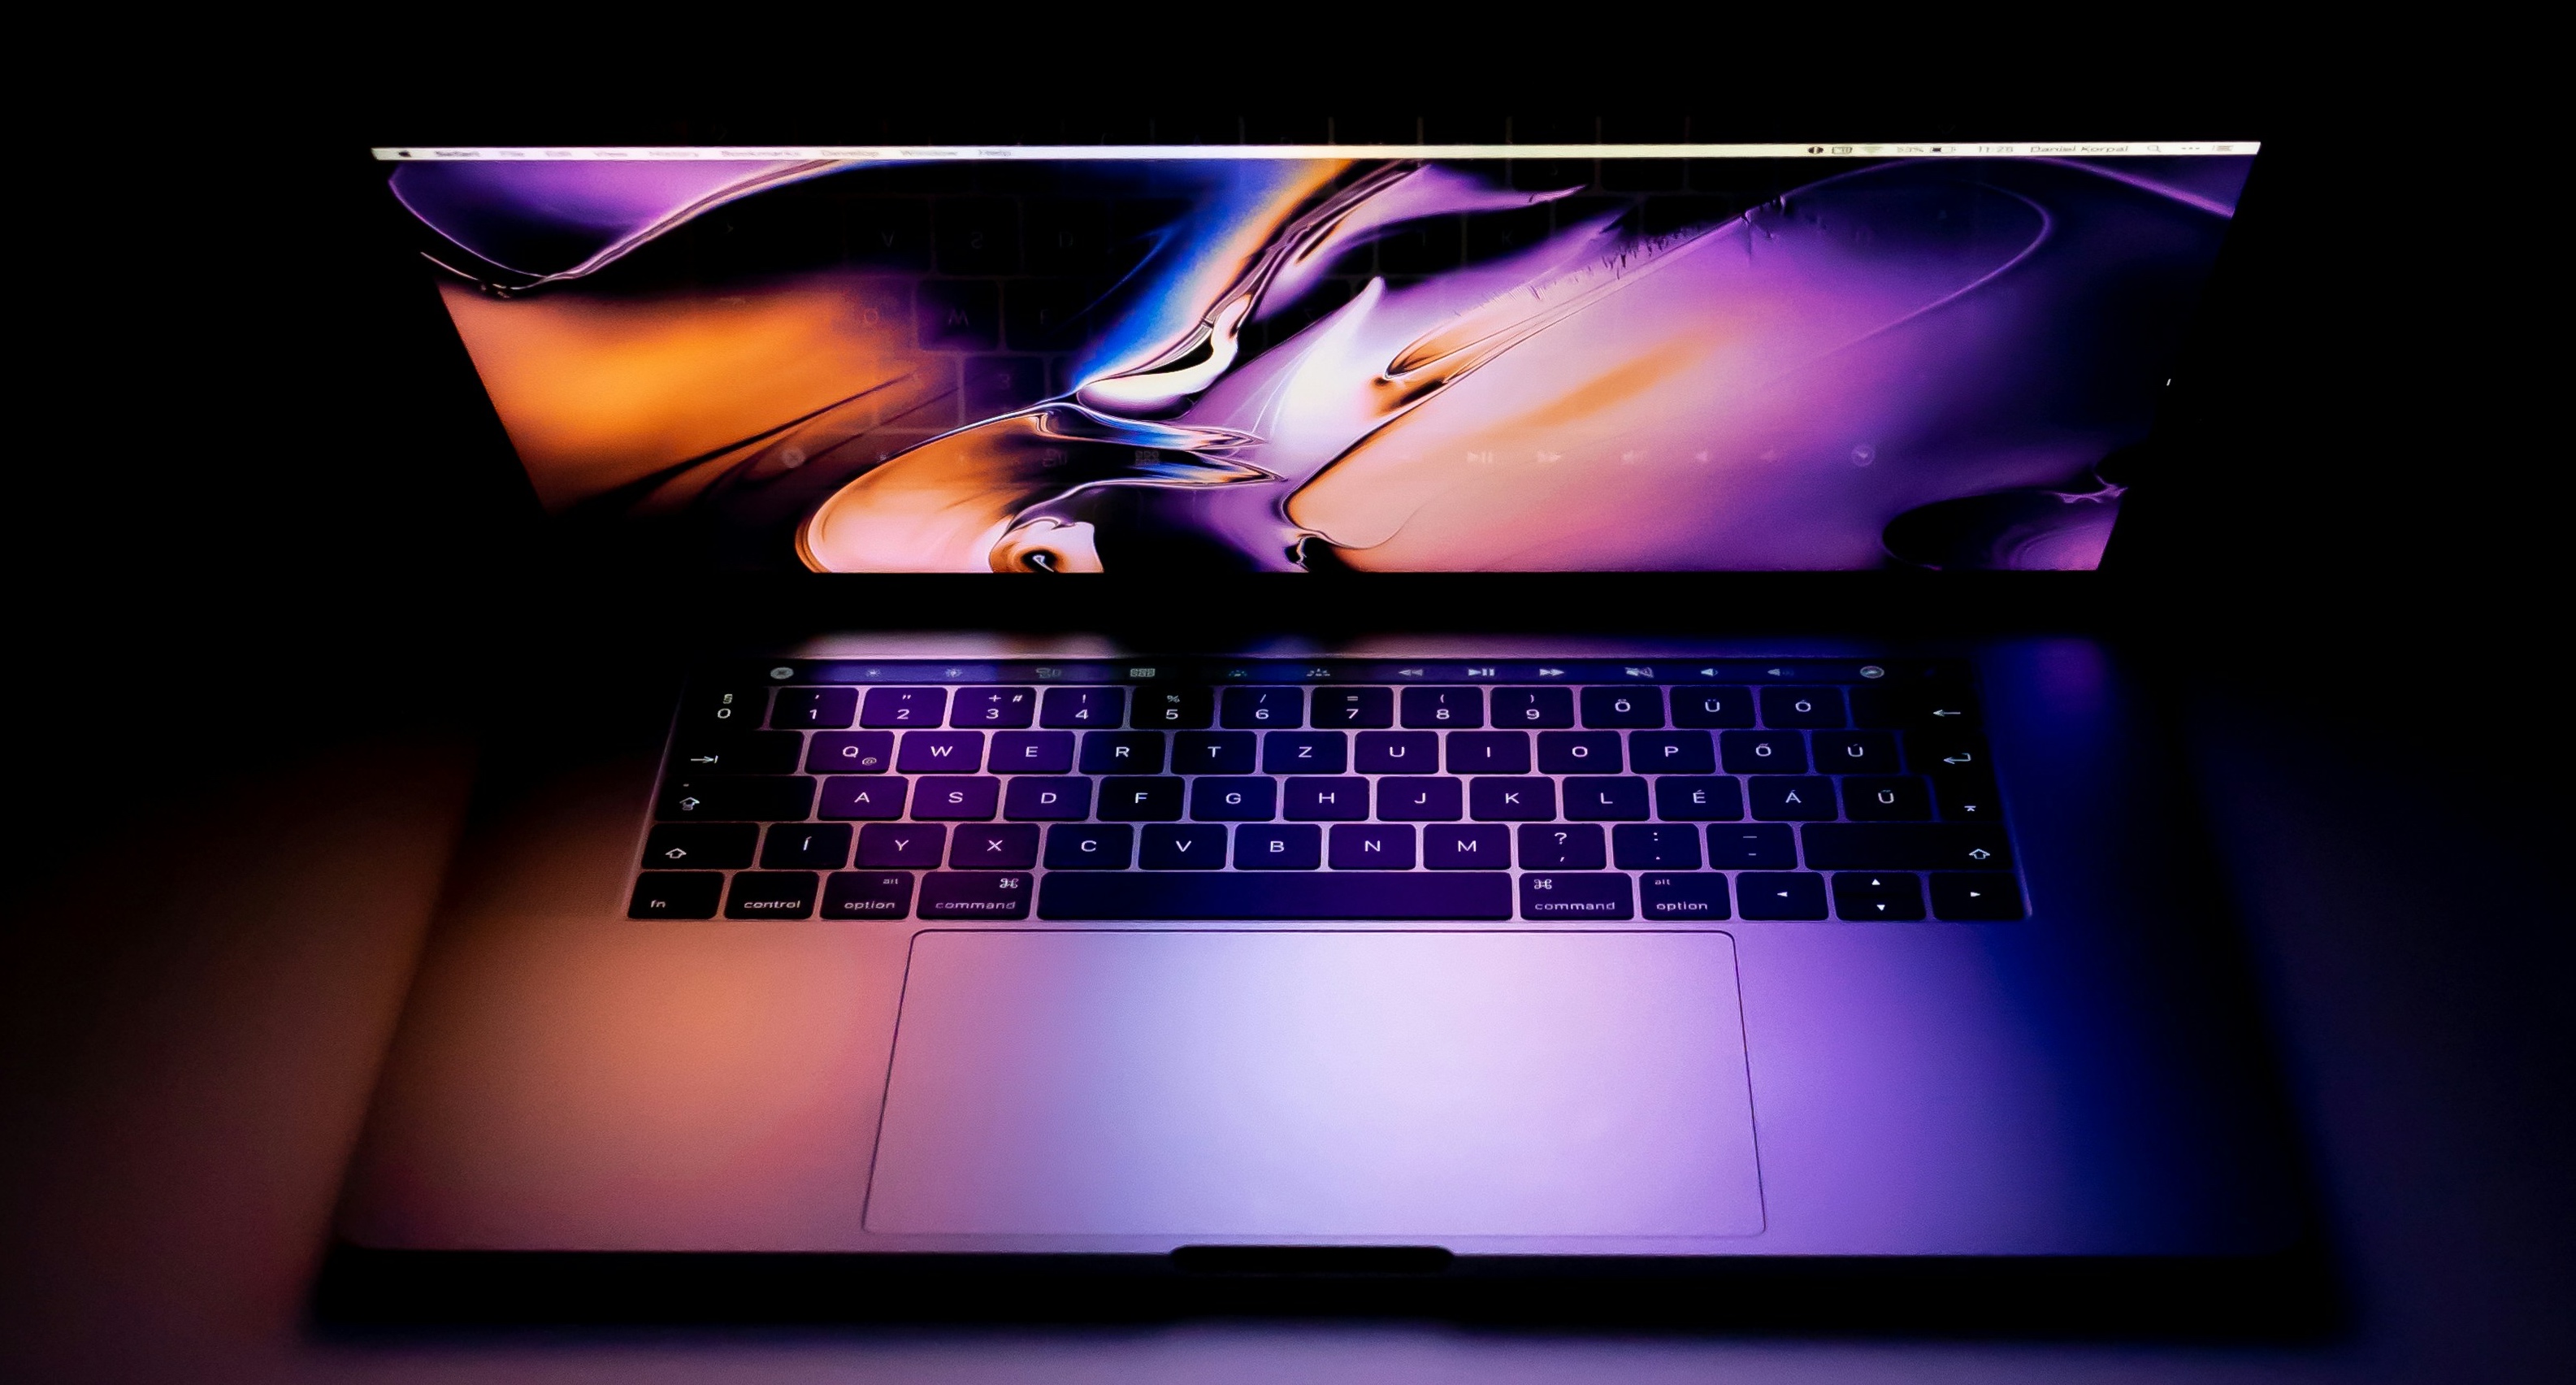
[673,731,801,775]
[820,871,913,919]
[1802,823,2015,870]
[1581,687,1663,728]
[1491,687,1574,727]
[761,823,852,870]
[658,776,817,822]
[856,823,946,868]
[1468,777,1557,820]
[1312,687,1394,727]
[1612,823,1702,870]
[1654,776,1743,821]
[917,871,1032,920]
[1842,776,1933,820]
[1720,731,1806,774]
[804,731,893,775]
[1668,686,1755,728]
[1329,824,1416,870]
[1402,686,1483,727]
[1640,873,1729,920]
[1190,776,1277,821]
[952,686,1037,727]
[1039,871,1511,920]
[1079,732,1165,774]
[1537,731,1622,775]
[1519,873,1633,920]
[1811,731,1902,775]
[628,871,722,919]
[988,730,1075,774]
[1040,686,1124,728]
[1759,687,1845,729]
[817,776,905,820]
[1736,872,1828,920]
[898,732,985,774]
[1749,776,1837,820]
[1173,731,1257,774]
[1221,687,1303,728]
[1138,823,1227,869]
[642,823,757,869]
[1237,823,1323,869]
[1518,823,1607,870]
[1096,777,1184,820]
[1423,823,1510,867]
[1375,776,1464,821]
[1354,731,1438,774]
[725,871,819,919]
[1263,732,1347,774]
[1930,872,2026,920]
[1133,687,1214,729]
[1563,777,1651,820]
[1446,732,1530,775]
[1707,823,1798,869]
[1002,776,1091,820]
[861,687,946,728]
[1282,777,1369,821]
[1044,823,1132,868]
[949,823,1039,869]
[1832,871,1926,920]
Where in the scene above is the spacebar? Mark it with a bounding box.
[1038,872,1514,921]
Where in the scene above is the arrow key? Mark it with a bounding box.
[1931,872,2026,921]
[643,823,757,869]
[1832,871,1926,921]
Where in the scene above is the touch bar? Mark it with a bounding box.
[1038,872,1513,921]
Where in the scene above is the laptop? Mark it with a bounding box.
[327,137,2310,1323]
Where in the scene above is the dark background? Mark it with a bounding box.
[6,33,2565,1383]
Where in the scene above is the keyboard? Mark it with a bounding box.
[631,659,2024,925]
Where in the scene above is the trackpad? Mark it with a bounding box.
[865,930,1763,1238]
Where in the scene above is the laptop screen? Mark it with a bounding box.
[379,142,2256,574]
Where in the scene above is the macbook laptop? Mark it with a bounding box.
[328,137,2309,1322]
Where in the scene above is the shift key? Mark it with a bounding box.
[657,775,817,822]
[1802,823,2012,871]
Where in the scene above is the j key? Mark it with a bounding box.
[642,823,756,870]
[1139,823,1227,869]
[1354,731,1438,773]
[1669,686,1756,728]
[1640,873,1730,921]
[1377,776,1464,820]
[1613,823,1702,870]
[1811,731,1902,775]
[899,732,986,774]
[1039,871,1512,920]
[1283,777,1369,821]
[1045,823,1132,868]
[1446,732,1530,775]
[1721,731,1807,774]
[1098,776,1185,820]
[1708,823,1798,869]
[1134,687,1214,728]
[1238,823,1323,869]
[1173,731,1257,774]
[1802,823,2015,871]
[1929,766,2002,822]
[1264,732,1347,774]
[1491,687,1574,727]
[857,823,945,868]
[1581,686,1663,728]
[1003,776,1092,820]
[674,731,802,775]
[1080,732,1165,774]
[1402,686,1482,727]
[917,871,1032,921]
[1469,777,1557,820]
[1654,776,1744,821]
[1329,823,1416,870]
[659,776,817,823]
[1190,776,1277,821]
[952,687,1036,727]
[1563,777,1651,820]
[1759,687,1845,729]
[761,823,852,869]
[910,776,1000,820]
[772,688,856,729]
[725,871,818,919]
[805,731,893,775]
[1907,729,1989,775]
[1040,687,1123,729]
[1518,823,1607,870]
[630,871,722,919]
[1930,872,2026,921]
[1842,776,1933,820]
[949,823,1039,869]
[821,871,913,919]
[1749,776,1837,820]
[1832,871,1926,921]
[680,685,769,734]
[861,687,946,727]
[989,731,1075,775]
[1221,687,1302,728]
[1312,687,1394,727]
[1519,873,1633,921]
[1628,731,1715,775]
[1424,824,1510,868]
[817,776,905,820]
[1737,872,1828,920]
[1537,731,1622,774]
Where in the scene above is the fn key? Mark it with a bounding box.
[630,871,722,919]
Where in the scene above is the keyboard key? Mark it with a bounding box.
[1850,680,1982,728]
[1080,732,1166,774]
[1139,823,1228,869]
[1221,687,1303,727]
[1537,731,1623,774]
[1832,872,1926,921]
[681,684,769,735]
[1376,776,1464,820]
[1930,872,2026,921]
[1469,777,1557,820]
[1627,731,1715,775]
[1039,871,1511,920]
[1640,873,1729,920]
[805,731,894,775]
[1446,732,1530,775]
[817,776,905,819]
[1720,731,1806,774]
[643,823,757,870]
[1612,823,1702,870]
[1190,776,1277,821]
[1759,687,1845,728]
[989,731,1076,774]
[1519,872,1633,921]
[857,823,946,868]
[726,871,819,919]
[1518,823,1607,870]
[660,776,817,822]
[1563,777,1651,820]
[1708,823,1798,869]
[1906,729,1989,775]
[1264,732,1347,774]
[1173,731,1257,774]
[821,871,913,918]
[1737,872,1828,920]
[1654,776,1744,821]
[1491,687,1574,727]
[1134,687,1214,728]
[1329,823,1416,870]
[1283,776,1370,820]
[918,871,1033,920]
[1045,823,1132,868]
[898,731,986,774]
[911,776,1000,819]
[1098,777,1185,820]
[952,687,1037,727]
[1402,686,1483,727]
[1748,776,1837,820]
[771,688,856,730]
[1354,731,1439,773]
[674,731,802,775]
[1842,776,1934,820]
[629,871,722,919]
[1581,686,1663,728]
[761,823,852,869]
[1238,823,1323,869]
[1803,823,2015,870]
[861,687,947,727]
[1313,687,1394,727]
[1929,766,2003,822]
[1040,687,1124,728]
[1003,776,1092,820]
[1668,686,1755,728]
[950,823,1039,869]
[1424,823,1510,868]
[1811,731,1902,775]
